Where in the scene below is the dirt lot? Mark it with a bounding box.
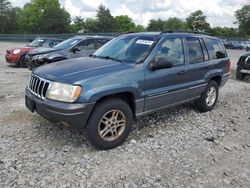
[0,42,250,188]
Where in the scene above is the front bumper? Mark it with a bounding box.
[5,54,19,64]
[25,88,95,129]
[237,64,250,75]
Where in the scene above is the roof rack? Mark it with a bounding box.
[160,30,214,36]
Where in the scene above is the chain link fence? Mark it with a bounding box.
[0,33,249,42]
[0,33,121,42]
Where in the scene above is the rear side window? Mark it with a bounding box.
[204,38,227,60]
[76,39,95,50]
[186,37,204,64]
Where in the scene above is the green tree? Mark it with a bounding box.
[115,15,136,32]
[0,0,12,33]
[134,24,146,32]
[210,27,239,37]
[84,18,98,33]
[186,10,210,31]
[147,18,165,31]
[96,4,115,32]
[6,7,23,33]
[164,17,186,30]
[235,5,250,36]
[19,0,71,33]
[71,16,85,33]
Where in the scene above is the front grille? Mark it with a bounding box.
[28,74,51,99]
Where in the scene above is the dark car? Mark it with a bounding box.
[25,31,230,150]
[26,36,113,70]
[5,37,63,67]
[224,41,243,50]
[236,52,250,80]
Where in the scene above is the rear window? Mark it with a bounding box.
[204,38,227,60]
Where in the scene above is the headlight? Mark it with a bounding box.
[33,54,47,60]
[13,49,21,54]
[46,82,81,102]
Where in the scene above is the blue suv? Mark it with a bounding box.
[25,31,230,150]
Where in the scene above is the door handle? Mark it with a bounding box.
[177,70,187,75]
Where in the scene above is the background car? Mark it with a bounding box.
[240,41,250,51]
[26,36,113,70]
[5,37,64,68]
[236,52,250,80]
[224,41,243,50]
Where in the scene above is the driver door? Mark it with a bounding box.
[143,37,189,111]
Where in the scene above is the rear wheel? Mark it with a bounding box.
[236,69,246,80]
[195,81,219,112]
[19,55,27,68]
[85,98,133,150]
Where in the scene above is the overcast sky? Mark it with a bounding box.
[9,0,249,27]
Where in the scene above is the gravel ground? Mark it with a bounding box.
[0,42,250,188]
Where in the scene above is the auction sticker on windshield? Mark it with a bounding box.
[136,40,154,45]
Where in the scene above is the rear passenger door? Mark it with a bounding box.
[144,36,190,111]
[184,37,210,98]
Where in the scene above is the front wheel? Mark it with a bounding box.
[85,98,133,150]
[19,55,27,68]
[195,81,219,112]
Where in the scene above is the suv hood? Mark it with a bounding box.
[33,57,133,83]
[28,47,60,55]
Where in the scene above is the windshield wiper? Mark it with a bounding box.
[90,55,123,63]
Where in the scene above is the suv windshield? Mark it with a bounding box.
[93,36,156,63]
[54,38,81,50]
[28,38,45,47]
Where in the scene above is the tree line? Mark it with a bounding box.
[0,0,249,37]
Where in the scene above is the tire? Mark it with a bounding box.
[85,98,133,150]
[236,69,246,80]
[195,81,219,112]
[19,55,27,68]
[28,62,34,71]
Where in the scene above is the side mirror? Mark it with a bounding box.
[71,46,81,53]
[150,58,173,70]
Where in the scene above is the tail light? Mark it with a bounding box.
[226,59,231,73]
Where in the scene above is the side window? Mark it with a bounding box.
[96,39,109,49]
[204,38,227,60]
[154,38,185,66]
[186,37,204,64]
[41,40,55,48]
[85,39,95,50]
[76,39,95,50]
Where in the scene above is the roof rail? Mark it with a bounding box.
[160,30,214,36]
[123,31,135,34]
